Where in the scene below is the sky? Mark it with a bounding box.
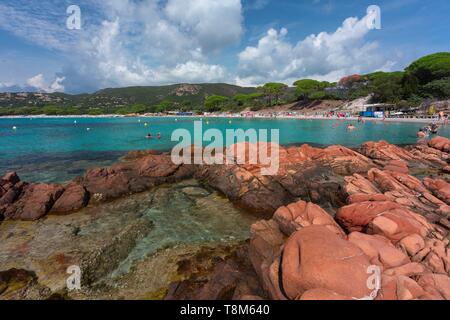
[0,0,449,94]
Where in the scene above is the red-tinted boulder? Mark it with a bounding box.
[299,288,354,300]
[348,232,410,269]
[384,262,426,277]
[344,174,380,196]
[336,201,431,242]
[50,183,90,214]
[398,234,426,256]
[429,136,450,153]
[249,220,286,300]
[417,273,450,300]
[1,172,20,186]
[336,201,402,233]
[378,275,426,300]
[4,183,64,220]
[273,200,344,237]
[137,154,181,177]
[423,178,450,205]
[281,225,372,300]
[384,160,409,174]
[360,141,415,163]
[347,193,388,204]
[368,168,426,194]
[317,145,374,175]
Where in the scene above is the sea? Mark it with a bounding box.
[1,116,448,183]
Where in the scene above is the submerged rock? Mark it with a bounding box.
[0,151,195,221]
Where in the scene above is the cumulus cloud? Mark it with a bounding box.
[237,12,396,86]
[165,0,243,53]
[0,1,397,92]
[26,74,65,93]
[57,0,243,92]
[0,0,243,92]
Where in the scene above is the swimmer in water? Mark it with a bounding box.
[347,124,356,130]
[430,123,440,134]
[157,132,161,139]
[146,133,152,139]
[417,129,427,138]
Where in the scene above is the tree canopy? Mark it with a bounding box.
[293,79,331,100]
[260,82,288,106]
[204,95,229,112]
[406,52,450,84]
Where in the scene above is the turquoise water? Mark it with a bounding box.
[1,117,449,183]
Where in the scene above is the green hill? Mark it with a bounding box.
[0,83,258,115]
[93,83,257,106]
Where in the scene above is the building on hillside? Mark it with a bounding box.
[360,103,396,118]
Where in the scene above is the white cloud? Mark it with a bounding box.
[237,12,396,86]
[244,0,270,11]
[61,0,243,91]
[165,0,243,53]
[27,74,65,93]
[0,1,80,51]
[164,61,228,83]
[0,82,13,88]
[0,0,243,92]
[0,1,398,92]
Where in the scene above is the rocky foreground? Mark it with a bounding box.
[1,137,450,300]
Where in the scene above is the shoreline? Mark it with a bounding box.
[0,114,443,124]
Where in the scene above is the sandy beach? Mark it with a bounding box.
[0,113,444,124]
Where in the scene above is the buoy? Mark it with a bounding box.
[12,126,17,130]
[144,123,148,127]
[229,120,232,124]
[74,120,77,124]
[87,128,91,131]
[175,118,178,122]
[138,119,141,123]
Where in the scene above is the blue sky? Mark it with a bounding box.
[0,0,449,94]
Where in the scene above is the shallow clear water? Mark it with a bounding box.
[1,117,449,182]
[98,180,258,278]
